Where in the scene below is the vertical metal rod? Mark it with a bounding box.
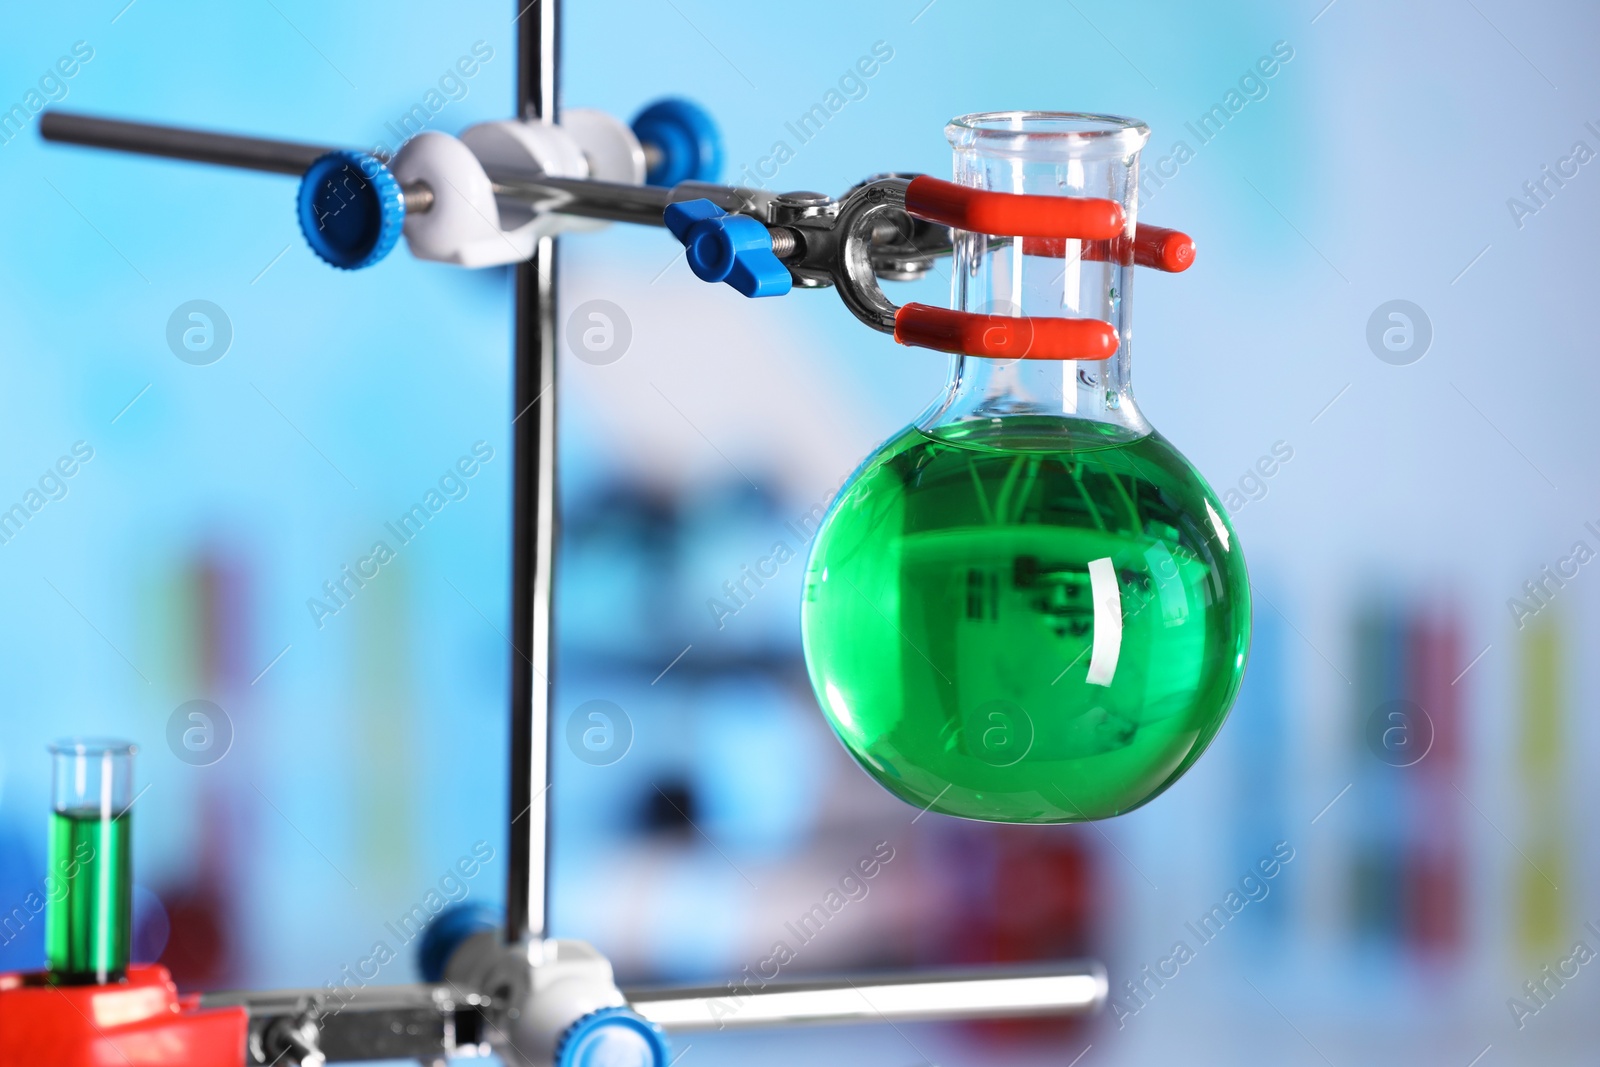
[506,0,560,948]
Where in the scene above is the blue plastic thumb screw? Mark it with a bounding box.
[663,199,791,298]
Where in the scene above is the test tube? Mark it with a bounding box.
[45,740,135,984]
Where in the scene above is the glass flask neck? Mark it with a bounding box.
[918,112,1152,445]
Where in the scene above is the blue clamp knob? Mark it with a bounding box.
[416,903,500,983]
[631,98,722,187]
[555,1007,670,1067]
[297,150,406,270]
[664,199,792,298]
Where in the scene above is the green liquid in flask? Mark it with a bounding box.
[802,416,1251,823]
[45,806,132,983]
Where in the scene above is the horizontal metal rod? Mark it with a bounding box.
[624,961,1107,1032]
[195,962,1104,1061]
[201,982,488,1064]
[199,981,465,1014]
[492,175,772,230]
[492,174,672,227]
[39,109,335,176]
[39,109,768,227]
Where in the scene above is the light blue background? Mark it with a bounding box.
[2,1,1598,1065]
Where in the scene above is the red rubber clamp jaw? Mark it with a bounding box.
[905,175,1125,240]
[894,303,1119,361]
[1021,225,1195,273]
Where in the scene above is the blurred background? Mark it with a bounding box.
[1,0,1597,1063]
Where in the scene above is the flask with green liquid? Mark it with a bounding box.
[801,113,1251,823]
[45,740,135,984]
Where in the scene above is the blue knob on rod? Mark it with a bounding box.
[415,902,499,982]
[296,150,406,270]
[631,98,722,187]
[555,1007,670,1067]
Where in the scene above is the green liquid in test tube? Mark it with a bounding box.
[45,740,135,985]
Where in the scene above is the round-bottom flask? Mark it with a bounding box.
[801,113,1250,823]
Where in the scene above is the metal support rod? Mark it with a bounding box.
[491,176,760,227]
[37,110,335,174]
[199,963,1104,1062]
[493,175,669,227]
[36,111,787,249]
[201,983,489,1064]
[504,0,560,951]
[624,963,1108,1032]
[203,985,486,1067]
[37,110,695,229]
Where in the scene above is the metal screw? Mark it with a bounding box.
[767,226,800,259]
